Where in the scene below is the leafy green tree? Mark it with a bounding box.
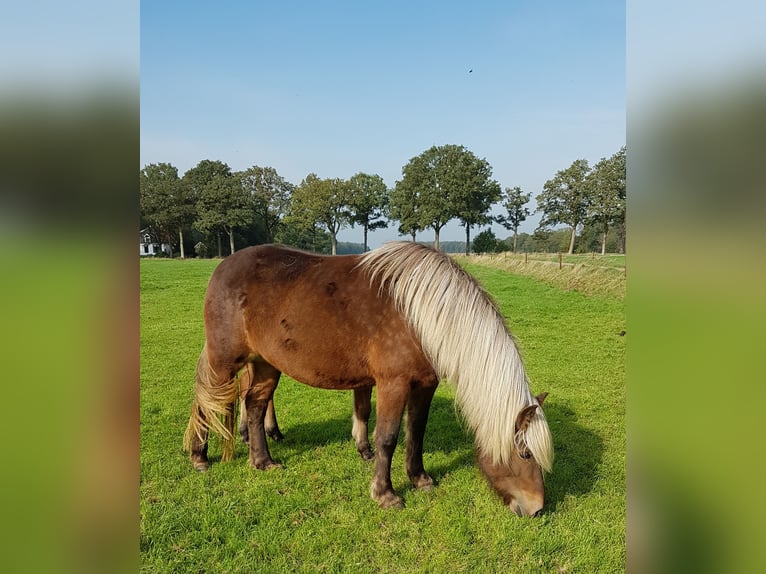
[185,160,251,256]
[396,144,498,251]
[237,166,294,243]
[586,146,626,254]
[472,228,498,254]
[497,186,531,252]
[196,174,253,256]
[536,158,591,254]
[347,172,388,252]
[400,146,452,250]
[389,179,423,241]
[140,162,194,258]
[445,147,501,254]
[288,173,350,255]
[275,219,332,254]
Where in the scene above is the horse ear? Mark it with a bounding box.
[535,392,548,406]
[514,404,538,433]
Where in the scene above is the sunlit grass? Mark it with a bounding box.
[140,255,625,573]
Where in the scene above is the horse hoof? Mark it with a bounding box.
[252,460,282,471]
[359,447,374,461]
[373,490,404,509]
[412,474,434,491]
[380,495,404,510]
[267,429,284,442]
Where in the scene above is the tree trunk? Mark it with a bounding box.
[330,233,337,255]
[229,229,235,255]
[465,225,470,255]
[217,233,222,258]
[568,225,577,255]
[363,225,369,252]
[601,229,607,255]
[179,228,185,259]
[164,230,174,259]
[410,231,416,242]
[513,224,518,252]
[433,228,440,252]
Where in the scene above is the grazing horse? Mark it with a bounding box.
[183,242,553,515]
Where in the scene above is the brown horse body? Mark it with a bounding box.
[184,242,552,514]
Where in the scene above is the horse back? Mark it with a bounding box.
[205,244,435,389]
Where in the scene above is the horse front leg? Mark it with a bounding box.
[406,382,437,490]
[370,380,408,509]
[352,386,374,461]
[244,362,283,470]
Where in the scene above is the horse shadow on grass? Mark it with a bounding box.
[220,393,605,508]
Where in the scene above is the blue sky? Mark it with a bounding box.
[141,1,625,247]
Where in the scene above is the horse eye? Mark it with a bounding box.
[519,450,532,460]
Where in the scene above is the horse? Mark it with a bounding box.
[183,242,553,515]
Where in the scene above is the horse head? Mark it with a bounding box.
[477,392,549,517]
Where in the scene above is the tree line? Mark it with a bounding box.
[140,144,625,257]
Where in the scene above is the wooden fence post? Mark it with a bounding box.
[558,252,562,269]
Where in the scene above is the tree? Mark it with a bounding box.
[288,173,351,255]
[275,219,332,254]
[472,229,498,254]
[536,159,591,254]
[396,144,497,251]
[195,174,253,256]
[399,146,452,250]
[497,186,531,252]
[449,148,501,255]
[237,166,294,244]
[185,160,251,256]
[347,172,388,252]
[389,178,423,241]
[140,163,195,258]
[586,147,626,254]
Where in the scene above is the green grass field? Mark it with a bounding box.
[140,256,625,573]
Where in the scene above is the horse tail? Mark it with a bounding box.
[183,343,239,461]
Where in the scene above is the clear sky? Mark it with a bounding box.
[140,1,625,248]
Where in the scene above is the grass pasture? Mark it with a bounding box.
[140,255,625,573]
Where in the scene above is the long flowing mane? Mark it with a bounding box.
[359,242,553,471]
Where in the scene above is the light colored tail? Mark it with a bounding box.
[182,344,239,461]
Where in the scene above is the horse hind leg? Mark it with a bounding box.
[183,344,240,471]
[352,386,374,461]
[239,362,284,444]
[264,398,284,442]
[241,399,284,443]
[244,362,283,470]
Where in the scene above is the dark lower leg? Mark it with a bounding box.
[264,399,284,441]
[370,423,402,508]
[370,383,408,509]
[245,395,280,469]
[406,384,436,490]
[190,407,210,471]
[238,399,249,443]
[352,387,373,461]
[244,364,282,470]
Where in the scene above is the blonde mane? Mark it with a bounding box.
[359,242,553,471]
